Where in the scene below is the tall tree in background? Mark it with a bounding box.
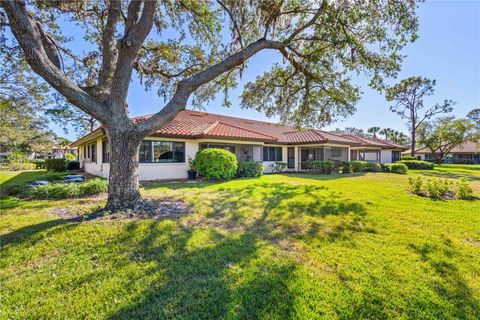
[47,101,98,136]
[379,128,393,140]
[1,0,419,211]
[367,126,381,138]
[386,77,454,156]
[467,108,480,128]
[417,116,477,164]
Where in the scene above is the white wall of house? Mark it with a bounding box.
[380,149,392,164]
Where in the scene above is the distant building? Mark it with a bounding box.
[407,141,480,164]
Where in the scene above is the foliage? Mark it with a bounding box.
[0,170,70,196]
[47,101,99,137]
[0,98,56,153]
[385,77,454,155]
[8,162,36,171]
[417,116,478,164]
[365,162,382,172]
[302,161,334,174]
[400,155,417,161]
[27,178,108,199]
[31,159,46,169]
[45,158,68,172]
[383,163,408,174]
[424,179,450,199]
[67,161,80,170]
[408,176,424,195]
[193,148,238,180]
[4,152,28,164]
[237,161,263,178]
[269,162,287,173]
[344,161,368,173]
[456,178,474,200]
[66,153,76,161]
[367,126,381,138]
[466,108,480,127]
[397,160,434,170]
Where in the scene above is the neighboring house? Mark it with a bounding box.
[409,141,480,164]
[71,110,408,180]
[35,146,78,159]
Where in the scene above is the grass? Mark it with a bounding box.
[1,166,479,319]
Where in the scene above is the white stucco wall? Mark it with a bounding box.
[380,149,392,164]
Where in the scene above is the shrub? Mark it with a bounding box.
[67,161,80,170]
[400,155,417,161]
[31,159,46,169]
[456,178,474,200]
[193,148,238,180]
[237,161,263,177]
[66,153,76,160]
[302,160,334,174]
[343,161,368,173]
[8,162,36,171]
[397,160,434,170]
[45,158,68,172]
[269,161,287,173]
[366,162,381,172]
[408,176,424,195]
[5,152,29,164]
[383,163,408,174]
[424,179,450,199]
[27,178,108,199]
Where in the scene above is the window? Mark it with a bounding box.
[83,145,87,160]
[199,143,235,154]
[139,140,185,163]
[102,139,110,163]
[91,143,97,163]
[392,151,401,162]
[263,147,282,161]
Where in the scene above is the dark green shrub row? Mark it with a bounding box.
[302,160,335,174]
[193,148,238,180]
[31,159,46,169]
[45,158,68,172]
[383,163,408,174]
[400,155,417,161]
[397,160,434,170]
[27,178,108,199]
[343,161,368,173]
[237,161,263,177]
[365,162,382,172]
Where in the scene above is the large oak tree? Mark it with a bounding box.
[1,0,419,211]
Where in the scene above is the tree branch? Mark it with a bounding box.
[216,0,243,49]
[1,0,110,122]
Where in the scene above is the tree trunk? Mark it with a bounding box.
[410,121,416,156]
[105,129,142,211]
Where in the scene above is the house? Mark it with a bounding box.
[409,141,480,164]
[35,146,78,159]
[71,110,408,180]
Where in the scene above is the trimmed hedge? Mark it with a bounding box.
[302,160,334,174]
[45,158,69,172]
[31,159,46,169]
[397,160,434,170]
[366,162,382,172]
[193,148,238,180]
[27,178,108,199]
[400,155,417,161]
[383,163,408,174]
[344,161,368,173]
[237,161,263,178]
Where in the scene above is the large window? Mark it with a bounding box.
[263,147,282,161]
[199,143,235,154]
[102,139,110,163]
[91,143,97,163]
[139,140,185,163]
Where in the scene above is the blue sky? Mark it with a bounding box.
[51,1,480,140]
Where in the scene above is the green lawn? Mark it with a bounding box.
[1,166,479,319]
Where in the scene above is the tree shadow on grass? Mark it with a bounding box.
[284,172,367,181]
[407,239,480,319]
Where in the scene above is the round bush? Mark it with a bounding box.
[383,163,408,174]
[193,148,238,180]
[344,161,368,173]
[397,160,434,170]
[400,155,417,161]
[45,158,68,172]
[237,161,263,177]
[366,162,381,172]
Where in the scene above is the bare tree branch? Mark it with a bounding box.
[216,0,243,49]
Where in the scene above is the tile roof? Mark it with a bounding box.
[72,109,406,148]
[413,141,480,154]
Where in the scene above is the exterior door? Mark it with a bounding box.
[287,147,295,169]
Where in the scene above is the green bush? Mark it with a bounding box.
[383,163,408,174]
[400,155,417,161]
[27,178,108,199]
[269,162,287,173]
[45,158,69,172]
[366,162,381,172]
[193,148,238,180]
[8,162,36,171]
[456,178,474,200]
[31,159,46,169]
[5,152,29,164]
[66,153,76,160]
[408,176,424,195]
[344,161,368,173]
[237,161,263,177]
[302,160,334,174]
[424,179,450,199]
[397,160,434,170]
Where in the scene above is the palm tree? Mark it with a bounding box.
[379,128,392,140]
[391,131,400,142]
[397,132,409,145]
[367,126,381,138]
